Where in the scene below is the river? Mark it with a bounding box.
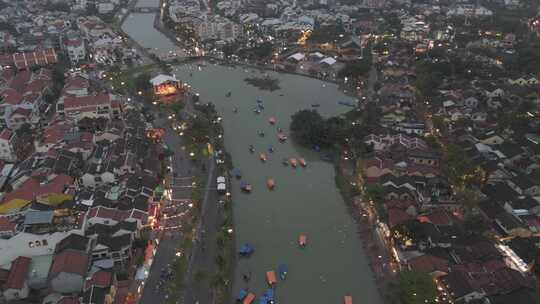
[122,2,382,302]
[173,64,382,304]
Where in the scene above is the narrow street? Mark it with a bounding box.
[138,92,222,304]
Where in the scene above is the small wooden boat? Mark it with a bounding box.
[237,289,248,302]
[258,131,265,137]
[243,293,255,304]
[282,158,289,166]
[289,158,297,168]
[344,295,353,304]
[299,158,307,167]
[254,108,261,114]
[278,133,287,142]
[298,235,307,247]
[240,181,252,193]
[311,103,320,107]
[260,153,267,162]
[268,117,276,125]
[232,168,242,179]
[264,289,274,303]
[249,145,255,153]
[267,179,275,190]
[266,271,277,285]
[239,243,254,256]
[278,264,288,280]
[225,91,232,97]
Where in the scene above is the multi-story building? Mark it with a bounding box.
[64,37,86,64]
[56,94,122,121]
[196,14,242,42]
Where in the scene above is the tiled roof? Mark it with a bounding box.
[10,107,32,118]
[0,217,16,232]
[49,250,89,277]
[11,49,58,70]
[417,210,453,226]
[388,207,412,228]
[0,129,13,141]
[9,70,31,93]
[408,254,449,273]
[1,88,23,105]
[63,94,110,110]
[64,76,89,90]
[85,270,112,290]
[1,174,73,204]
[5,256,31,289]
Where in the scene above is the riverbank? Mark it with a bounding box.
[334,156,397,304]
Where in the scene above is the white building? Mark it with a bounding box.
[64,38,86,63]
[0,129,16,163]
[98,2,115,14]
[196,15,242,42]
[56,94,122,121]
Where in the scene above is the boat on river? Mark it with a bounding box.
[267,179,275,190]
[232,168,242,179]
[266,271,277,285]
[278,263,288,280]
[344,295,353,304]
[254,108,261,114]
[298,235,307,247]
[338,101,355,107]
[226,91,232,97]
[249,145,255,153]
[240,181,252,193]
[258,131,265,137]
[289,158,297,168]
[239,243,254,256]
[268,146,274,153]
[243,293,255,304]
[264,289,275,304]
[237,289,248,302]
[282,158,289,166]
[311,103,320,107]
[268,117,276,125]
[299,158,307,167]
[278,133,287,142]
[260,153,267,162]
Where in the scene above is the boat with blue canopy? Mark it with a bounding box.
[278,264,288,280]
[239,243,254,256]
[232,168,242,179]
[237,289,248,302]
[264,289,274,304]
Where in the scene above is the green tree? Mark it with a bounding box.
[338,59,371,79]
[365,184,387,220]
[135,73,152,92]
[398,270,437,304]
[415,61,443,99]
[444,144,473,187]
[290,109,327,147]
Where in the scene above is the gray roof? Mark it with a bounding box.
[24,210,54,225]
